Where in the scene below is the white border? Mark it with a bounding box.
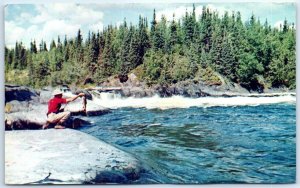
[0,0,298,188]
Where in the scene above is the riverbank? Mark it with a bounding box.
[5,129,142,184]
[100,73,295,98]
[4,85,142,184]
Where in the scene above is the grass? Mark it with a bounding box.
[5,69,30,86]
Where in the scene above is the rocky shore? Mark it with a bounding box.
[5,85,142,184]
[5,129,142,184]
[102,73,295,98]
[5,85,110,130]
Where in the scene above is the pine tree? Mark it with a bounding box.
[76,29,83,48]
[50,39,56,51]
[120,23,132,75]
[43,41,48,52]
[57,36,63,53]
[150,9,157,40]
[14,42,20,69]
[169,14,179,49]
[128,29,140,70]
[64,35,68,47]
[283,18,289,33]
[19,42,27,69]
[220,36,236,80]
[152,15,166,51]
[200,7,213,52]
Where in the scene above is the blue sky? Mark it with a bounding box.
[5,2,296,48]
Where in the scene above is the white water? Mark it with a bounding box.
[92,92,296,110]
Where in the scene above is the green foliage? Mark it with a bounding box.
[5,69,30,86]
[4,6,296,91]
[195,66,222,86]
[237,53,264,90]
[169,54,193,83]
[142,50,164,85]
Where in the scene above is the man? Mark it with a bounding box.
[43,89,85,129]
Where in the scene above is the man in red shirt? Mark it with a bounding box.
[43,89,85,129]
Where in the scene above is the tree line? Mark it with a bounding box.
[5,5,296,91]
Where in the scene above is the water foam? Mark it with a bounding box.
[92,92,296,110]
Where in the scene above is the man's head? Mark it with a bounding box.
[52,89,63,98]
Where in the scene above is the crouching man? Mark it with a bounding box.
[43,89,85,129]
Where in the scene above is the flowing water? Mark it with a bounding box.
[80,93,296,183]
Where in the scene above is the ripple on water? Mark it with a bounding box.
[80,103,296,183]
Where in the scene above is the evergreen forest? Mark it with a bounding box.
[5,6,296,91]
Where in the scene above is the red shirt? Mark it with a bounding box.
[47,97,67,115]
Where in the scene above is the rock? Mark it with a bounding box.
[5,111,46,130]
[101,75,123,87]
[126,73,141,87]
[97,73,294,98]
[65,99,110,116]
[5,110,91,130]
[121,87,153,98]
[118,74,128,83]
[5,129,141,184]
[5,86,110,130]
[5,85,39,103]
[38,89,53,104]
[5,100,32,113]
[4,99,108,130]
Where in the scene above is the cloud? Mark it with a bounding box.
[5,2,295,48]
[274,20,296,30]
[89,21,104,32]
[274,20,284,29]
[30,4,104,26]
[5,21,26,48]
[155,4,233,23]
[5,20,77,49]
[5,3,104,48]
[156,5,203,22]
[206,4,228,17]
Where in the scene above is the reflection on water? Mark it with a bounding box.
[80,104,296,184]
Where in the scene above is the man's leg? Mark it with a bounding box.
[42,120,51,129]
[56,111,71,124]
[44,111,71,129]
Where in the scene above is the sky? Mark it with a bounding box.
[4,2,296,49]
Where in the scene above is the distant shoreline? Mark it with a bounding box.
[5,82,295,99]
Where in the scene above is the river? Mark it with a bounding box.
[79,94,296,183]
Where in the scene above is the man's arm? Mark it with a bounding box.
[66,93,85,103]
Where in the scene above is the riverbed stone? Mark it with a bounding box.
[5,85,39,103]
[5,129,141,184]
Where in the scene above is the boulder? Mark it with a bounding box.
[5,87,110,130]
[5,100,32,113]
[38,89,53,104]
[5,129,141,184]
[64,99,110,116]
[121,87,153,98]
[5,111,90,130]
[5,85,39,103]
[4,99,108,130]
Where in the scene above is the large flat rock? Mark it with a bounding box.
[5,99,109,130]
[5,129,141,184]
[5,85,110,130]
